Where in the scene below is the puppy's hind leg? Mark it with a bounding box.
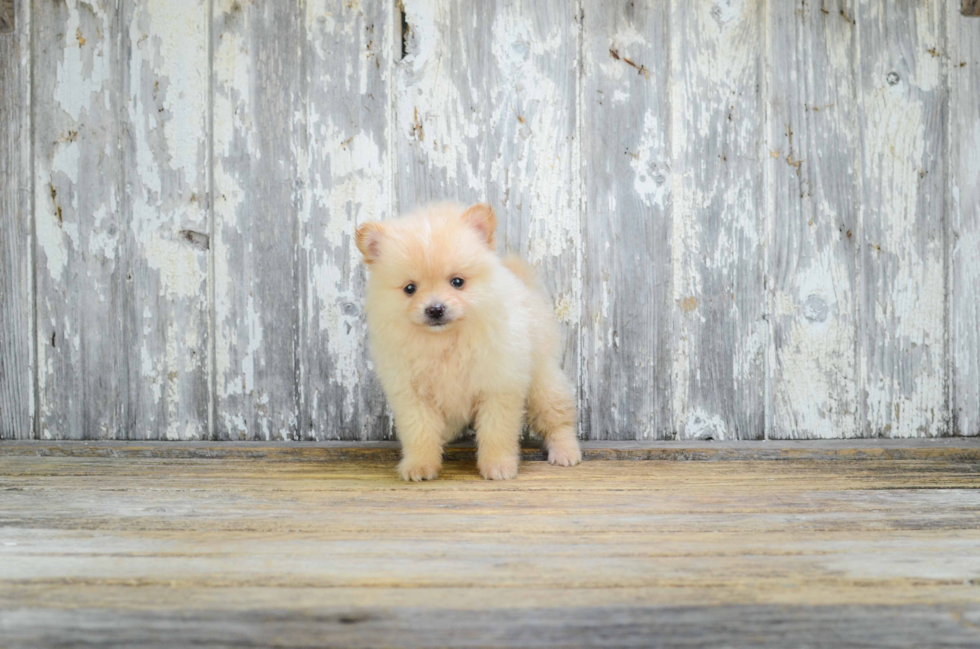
[527,363,582,467]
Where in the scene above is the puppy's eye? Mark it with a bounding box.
[450,277,465,289]
[404,284,417,295]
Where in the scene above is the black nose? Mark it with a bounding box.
[425,304,445,320]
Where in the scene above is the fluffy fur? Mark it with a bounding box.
[355,202,582,481]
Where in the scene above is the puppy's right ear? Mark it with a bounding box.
[355,222,385,264]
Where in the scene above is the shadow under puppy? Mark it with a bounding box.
[356,202,582,480]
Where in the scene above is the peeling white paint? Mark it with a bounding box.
[21,0,974,443]
[36,200,69,283]
[630,109,669,208]
[857,0,946,438]
[53,0,112,123]
[396,0,485,194]
[685,410,728,441]
[144,236,205,299]
[670,0,766,439]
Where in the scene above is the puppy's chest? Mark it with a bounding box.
[409,344,479,418]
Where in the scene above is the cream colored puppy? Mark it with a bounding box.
[355,202,582,481]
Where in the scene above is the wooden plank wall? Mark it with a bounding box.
[1,0,978,441]
[0,0,33,439]
[949,0,980,439]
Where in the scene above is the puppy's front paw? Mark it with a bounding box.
[478,455,519,480]
[547,437,582,467]
[398,458,441,482]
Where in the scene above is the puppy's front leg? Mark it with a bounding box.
[392,399,446,481]
[475,392,525,480]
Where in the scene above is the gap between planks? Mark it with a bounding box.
[1,438,978,462]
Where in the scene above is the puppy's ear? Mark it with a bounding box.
[355,222,385,264]
[461,203,497,250]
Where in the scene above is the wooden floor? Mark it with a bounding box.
[2,441,980,648]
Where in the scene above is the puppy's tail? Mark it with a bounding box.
[501,255,541,291]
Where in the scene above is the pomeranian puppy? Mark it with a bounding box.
[355,202,582,481]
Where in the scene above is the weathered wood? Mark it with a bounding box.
[766,0,860,438]
[119,0,211,439]
[3,606,980,649]
[963,0,980,17]
[32,0,210,440]
[949,4,980,436]
[0,0,16,33]
[394,0,490,210]
[580,1,672,440]
[12,0,980,442]
[2,439,980,462]
[670,0,767,440]
[298,1,391,440]
[486,0,580,417]
[33,0,126,439]
[0,0,33,439]
[212,0,303,439]
[392,0,582,440]
[0,454,978,647]
[856,1,947,437]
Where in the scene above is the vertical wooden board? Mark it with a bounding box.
[213,0,302,439]
[670,0,766,440]
[766,0,861,439]
[299,0,390,440]
[0,0,34,439]
[856,0,947,437]
[580,1,671,439]
[394,0,491,210]
[948,8,980,436]
[485,0,580,425]
[119,0,210,439]
[34,0,124,439]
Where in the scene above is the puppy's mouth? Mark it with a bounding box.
[423,314,459,330]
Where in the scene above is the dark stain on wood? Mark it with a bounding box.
[177,230,209,251]
[608,47,650,79]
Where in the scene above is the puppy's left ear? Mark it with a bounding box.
[355,222,385,264]
[461,203,497,250]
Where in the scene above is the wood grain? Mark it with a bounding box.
[580,1,672,440]
[670,0,767,440]
[856,1,948,437]
[119,0,211,439]
[8,0,980,442]
[766,0,860,438]
[0,0,33,439]
[298,0,391,440]
[392,0,581,440]
[0,453,978,647]
[30,0,210,440]
[949,3,980,435]
[212,0,303,440]
[4,605,980,649]
[33,0,125,439]
[486,0,580,410]
[394,0,490,210]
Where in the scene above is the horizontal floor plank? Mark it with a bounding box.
[3,605,980,649]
